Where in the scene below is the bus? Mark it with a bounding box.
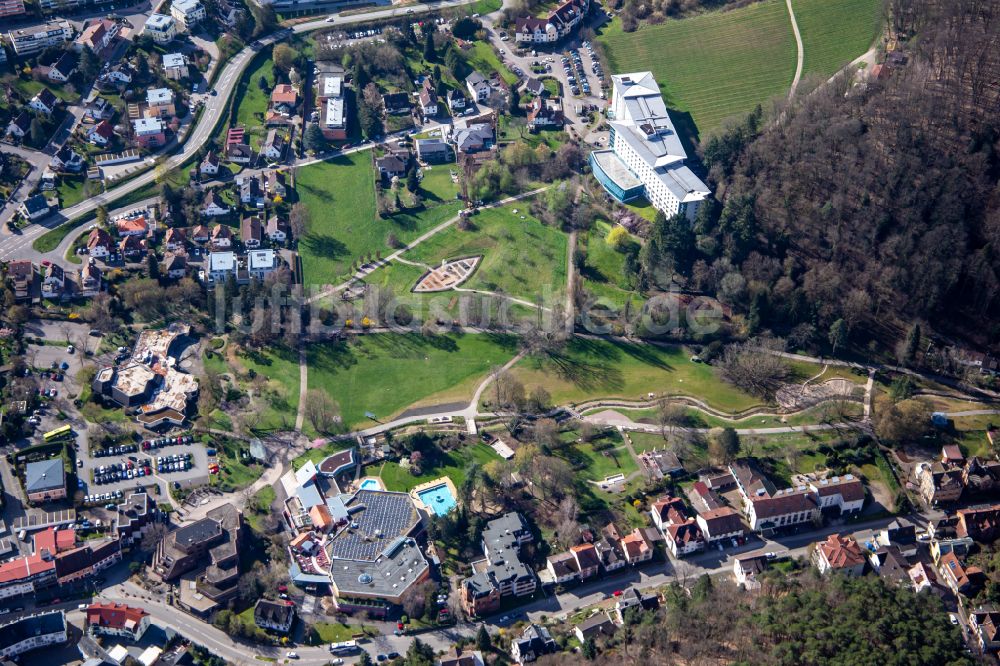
[329,641,358,655]
[43,425,72,442]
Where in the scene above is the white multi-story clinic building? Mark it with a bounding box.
[590,71,711,221]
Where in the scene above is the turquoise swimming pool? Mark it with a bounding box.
[360,479,380,490]
[417,484,457,517]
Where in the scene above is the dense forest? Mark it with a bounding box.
[536,573,970,665]
[685,0,1000,355]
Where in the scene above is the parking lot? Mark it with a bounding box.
[80,436,211,501]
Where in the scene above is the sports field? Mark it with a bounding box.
[792,0,883,78]
[598,0,796,136]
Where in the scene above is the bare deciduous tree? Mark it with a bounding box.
[304,389,341,434]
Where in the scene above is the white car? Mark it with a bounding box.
[285,652,298,659]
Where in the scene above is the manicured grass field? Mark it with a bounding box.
[557,430,638,481]
[465,41,518,86]
[56,174,88,208]
[16,80,76,103]
[598,0,796,136]
[418,165,460,203]
[306,333,518,427]
[377,443,502,492]
[405,204,568,306]
[505,337,763,412]
[792,0,883,78]
[297,155,466,287]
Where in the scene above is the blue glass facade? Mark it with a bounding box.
[589,152,644,203]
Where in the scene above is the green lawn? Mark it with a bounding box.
[233,50,275,130]
[405,204,569,306]
[465,41,518,87]
[310,622,377,643]
[237,346,301,432]
[306,333,518,427]
[56,174,88,208]
[598,0,796,137]
[15,79,76,103]
[377,443,501,492]
[556,430,638,481]
[578,221,641,311]
[505,337,763,412]
[418,165,460,203]
[792,0,883,78]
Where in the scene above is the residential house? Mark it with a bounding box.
[957,504,1000,543]
[143,14,177,45]
[247,249,278,280]
[545,551,579,585]
[695,507,745,543]
[190,224,210,243]
[6,111,31,139]
[30,88,58,116]
[202,192,229,218]
[207,251,236,283]
[100,63,134,87]
[613,588,658,624]
[7,260,36,301]
[210,223,232,248]
[146,88,175,119]
[132,118,166,149]
[514,17,555,44]
[810,475,866,516]
[962,457,1000,495]
[416,139,450,163]
[620,528,653,564]
[87,228,113,258]
[115,214,148,237]
[509,624,556,665]
[265,215,288,243]
[594,525,626,573]
[162,253,187,279]
[78,263,102,296]
[0,611,67,658]
[514,0,589,43]
[0,0,22,18]
[908,561,939,594]
[918,462,964,505]
[19,194,51,221]
[262,130,285,161]
[730,458,777,501]
[733,555,767,590]
[86,97,116,121]
[690,481,722,512]
[51,146,85,173]
[263,171,287,200]
[382,92,411,115]
[664,520,704,557]
[252,599,295,633]
[574,611,616,643]
[942,444,965,466]
[869,545,911,586]
[87,120,115,146]
[170,0,205,29]
[269,84,298,119]
[240,215,263,249]
[649,495,688,532]
[466,72,492,103]
[75,19,118,54]
[746,490,820,533]
[119,235,146,260]
[85,603,150,641]
[970,607,1000,653]
[227,143,253,165]
[524,78,546,97]
[876,519,918,558]
[164,228,187,252]
[439,649,485,666]
[200,151,220,176]
[447,88,467,113]
[452,123,494,154]
[570,543,600,580]
[939,551,984,596]
[526,96,564,130]
[239,175,265,208]
[813,534,866,577]
[376,155,407,180]
[419,87,439,117]
[47,52,77,83]
[460,512,537,617]
[162,53,188,80]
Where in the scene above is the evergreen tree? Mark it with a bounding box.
[406,165,419,193]
[475,625,491,652]
[509,86,521,115]
[423,30,436,62]
[147,253,160,282]
[303,123,326,153]
[582,638,597,660]
[903,323,921,365]
[829,318,848,355]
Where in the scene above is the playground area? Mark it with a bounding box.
[412,256,482,293]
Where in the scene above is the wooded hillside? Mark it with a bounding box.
[697,0,1000,352]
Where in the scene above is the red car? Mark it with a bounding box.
[397,622,405,630]
[613,590,623,597]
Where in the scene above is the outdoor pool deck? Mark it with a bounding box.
[357,477,385,491]
[409,477,460,517]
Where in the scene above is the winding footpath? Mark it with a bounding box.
[785,0,805,97]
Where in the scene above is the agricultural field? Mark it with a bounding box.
[598,0,796,137]
[504,337,764,412]
[792,0,883,78]
[306,333,518,427]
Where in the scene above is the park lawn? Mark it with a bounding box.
[598,0,796,137]
[786,360,868,385]
[376,442,501,492]
[465,41,518,86]
[498,115,566,149]
[505,337,763,412]
[213,345,300,433]
[579,221,641,311]
[15,80,76,103]
[950,416,1000,458]
[557,430,638,481]
[306,333,518,427]
[214,437,262,491]
[234,50,275,131]
[405,204,568,306]
[792,0,883,78]
[311,622,378,643]
[418,165,460,203]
